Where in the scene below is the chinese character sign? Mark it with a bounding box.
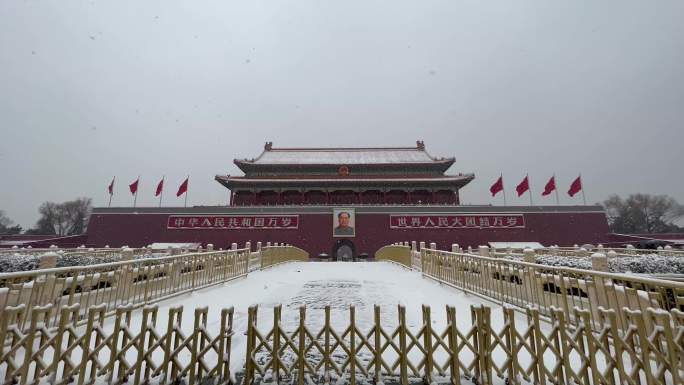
[389,215,524,229]
[168,215,299,229]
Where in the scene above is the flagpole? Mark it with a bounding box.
[527,173,533,206]
[108,177,113,207]
[184,175,189,208]
[501,173,507,206]
[580,174,587,205]
[159,176,164,207]
[554,173,560,205]
[108,176,115,207]
[133,175,140,208]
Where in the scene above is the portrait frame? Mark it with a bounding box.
[332,208,356,238]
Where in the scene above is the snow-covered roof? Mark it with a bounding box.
[0,241,30,246]
[236,142,454,166]
[149,242,202,250]
[215,174,475,190]
[217,175,472,183]
[489,242,545,250]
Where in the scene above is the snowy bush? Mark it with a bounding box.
[0,252,162,273]
[504,254,684,274]
[0,254,40,272]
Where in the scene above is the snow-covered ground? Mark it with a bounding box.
[97,261,526,384]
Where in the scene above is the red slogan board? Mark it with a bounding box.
[168,215,299,229]
[390,214,524,229]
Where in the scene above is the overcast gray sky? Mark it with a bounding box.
[1,0,683,228]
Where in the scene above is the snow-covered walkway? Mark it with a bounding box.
[124,261,504,330]
[100,261,524,380]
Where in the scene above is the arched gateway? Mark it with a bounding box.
[332,239,356,261]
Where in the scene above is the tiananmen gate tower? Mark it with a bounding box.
[85,141,611,258]
[216,141,473,206]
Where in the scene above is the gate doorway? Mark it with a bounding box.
[332,239,356,261]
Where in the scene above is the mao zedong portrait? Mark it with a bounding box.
[334,211,354,236]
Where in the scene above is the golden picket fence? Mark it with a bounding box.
[1,245,683,385]
[420,248,684,331]
[0,248,251,329]
[0,244,308,329]
[0,302,235,385]
[0,245,310,385]
[243,303,684,385]
[3,302,680,385]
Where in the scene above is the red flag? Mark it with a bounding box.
[516,176,530,197]
[155,178,164,197]
[489,176,504,197]
[129,178,139,195]
[108,177,115,195]
[568,176,583,197]
[176,177,188,197]
[542,176,556,196]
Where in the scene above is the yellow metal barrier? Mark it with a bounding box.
[260,245,309,269]
[420,248,684,331]
[0,249,250,329]
[374,245,411,268]
[243,304,684,385]
[0,303,235,385]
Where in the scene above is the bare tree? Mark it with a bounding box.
[603,194,684,233]
[0,211,22,235]
[0,210,11,229]
[31,198,92,236]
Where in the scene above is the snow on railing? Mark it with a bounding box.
[420,247,684,332]
[0,247,682,385]
[243,303,683,385]
[244,305,684,385]
[1,303,236,385]
[248,251,262,272]
[0,248,251,329]
[0,244,313,330]
[3,301,681,385]
[411,250,421,270]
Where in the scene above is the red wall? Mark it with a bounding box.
[0,234,89,249]
[86,206,610,257]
